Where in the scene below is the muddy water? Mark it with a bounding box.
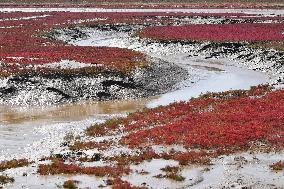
[0,98,155,161]
[0,98,154,125]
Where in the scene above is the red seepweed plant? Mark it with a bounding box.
[139,23,284,42]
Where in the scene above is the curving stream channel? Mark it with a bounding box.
[71,28,268,107]
[0,7,281,189]
[0,23,269,160]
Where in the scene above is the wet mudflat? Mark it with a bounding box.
[0,7,283,189]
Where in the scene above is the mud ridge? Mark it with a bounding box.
[0,57,188,106]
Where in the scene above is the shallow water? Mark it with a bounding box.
[0,117,93,161]
[0,94,154,162]
[0,98,153,125]
[147,58,268,107]
[0,98,155,161]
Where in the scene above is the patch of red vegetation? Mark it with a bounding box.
[138,23,284,42]
[87,86,269,136]
[38,159,130,176]
[120,87,284,151]
[108,178,146,189]
[69,140,111,151]
[0,12,47,19]
[0,12,153,76]
[86,86,284,152]
[128,90,283,149]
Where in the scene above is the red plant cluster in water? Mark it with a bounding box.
[109,178,146,189]
[139,23,284,42]
[38,160,130,176]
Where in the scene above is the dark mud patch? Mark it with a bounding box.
[0,58,188,106]
[45,27,89,43]
[190,65,224,72]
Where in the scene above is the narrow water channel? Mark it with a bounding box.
[72,29,269,107]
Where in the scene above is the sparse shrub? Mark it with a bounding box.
[270,161,284,171]
[0,159,30,171]
[62,180,79,189]
[166,173,185,182]
[161,165,179,173]
[0,175,14,185]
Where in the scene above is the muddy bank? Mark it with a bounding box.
[0,57,188,106]
[44,21,283,108]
